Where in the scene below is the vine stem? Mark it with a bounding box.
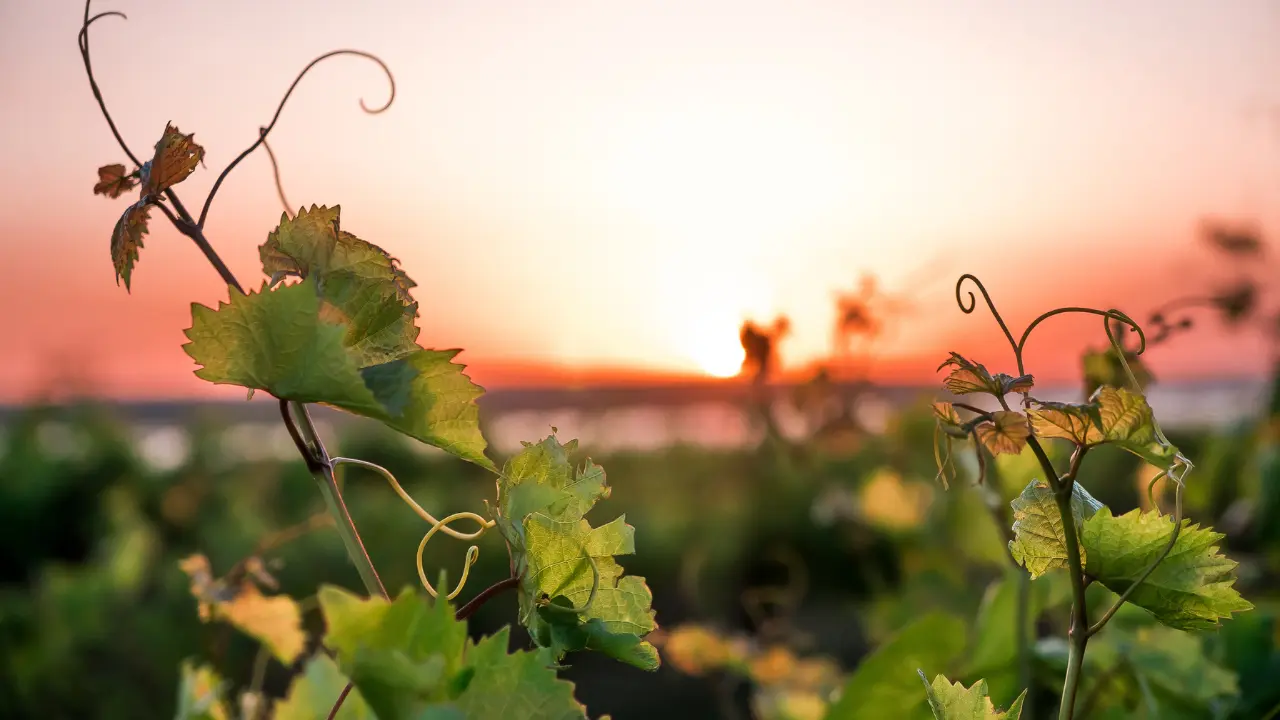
[281,400,388,599]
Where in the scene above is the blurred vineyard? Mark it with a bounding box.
[2,366,1279,718]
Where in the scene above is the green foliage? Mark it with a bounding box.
[174,662,228,720]
[1006,479,1102,579]
[491,435,659,670]
[1081,508,1253,630]
[824,612,967,720]
[316,585,590,720]
[183,206,491,467]
[921,674,1025,720]
[274,656,375,720]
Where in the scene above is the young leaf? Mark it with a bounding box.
[175,661,229,720]
[1030,387,1177,468]
[317,585,589,720]
[454,628,591,720]
[274,655,375,720]
[1007,479,1103,579]
[111,201,150,291]
[183,279,490,467]
[824,613,967,720]
[259,205,419,366]
[93,163,137,199]
[178,554,306,664]
[491,435,659,670]
[1081,508,1253,630]
[922,674,1026,720]
[140,123,203,196]
[938,353,1034,397]
[974,411,1030,456]
[934,402,962,429]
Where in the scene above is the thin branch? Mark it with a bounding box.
[78,3,140,166]
[455,576,520,621]
[198,50,395,228]
[260,129,295,219]
[326,683,353,720]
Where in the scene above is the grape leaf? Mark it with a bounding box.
[318,585,589,720]
[111,201,150,291]
[94,163,137,199]
[183,278,490,467]
[824,613,967,720]
[1007,479,1103,579]
[274,655,374,720]
[455,628,591,720]
[140,122,203,196]
[938,353,1034,397]
[259,205,419,366]
[1029,387,1176,468]
[1080,508,1253,630]
[1117,625,1238,706]
[175,661,229,720]
[922,674,1025,720]
[178,554,305,664]
[975,411,1030,456]
[491,435,659,670]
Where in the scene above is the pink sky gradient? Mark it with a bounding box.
[2,1,1279,403]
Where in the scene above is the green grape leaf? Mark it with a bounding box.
[178,554,306,665]
[824,613,967,720]
[455,628,590,720]
[175,661,229,720]
[1080,508,1253,630]
[274,655,374,720]
[492,435,659,670]
[318,585,589,720]
[922,674,1026,720]
[318,585,469,718]
[111,200,150,291]
[938,353,1034,397]
[259,205,419,366]
[94,163,137,199]
[141,123,203,196]
[1007,479,1103,579]
[974,411,1030,456]
[183,278,490,467]
[1029,387,1176,468]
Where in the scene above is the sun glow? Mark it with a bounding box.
[690,337,746,378]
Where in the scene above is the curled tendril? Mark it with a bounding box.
[537,545,601,616]
[79,2,140,167]
[197,48,397,228]
[416,512,491,600]
[331,457,493,541]
[954,275,1147,379]
[330,457,495,600]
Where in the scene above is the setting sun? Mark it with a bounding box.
[691,339,745,378]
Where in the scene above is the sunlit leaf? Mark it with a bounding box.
[922,674,1025,720]
[1081,508,1252,630]
[1027,401,1099,446]
[974,411,1030,456]
[1029,388,1176,468]
[175,661,229,720]
[140,122,204,196]
[317,585,589,720]
[111,201,150,291]
[824,613,967,720]
[937,353,1033,397]
[491,435,659,670]
[94,163,137,199]
[183,278,490,467]
[178,554,305,664]
[1007,479,1103,579]
[934,402,962,428]
[274,655,374,720]
[259,205,419,366]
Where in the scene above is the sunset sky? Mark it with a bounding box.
[2,0,1280,402]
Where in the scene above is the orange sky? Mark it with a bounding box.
[2,1,1280,403]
